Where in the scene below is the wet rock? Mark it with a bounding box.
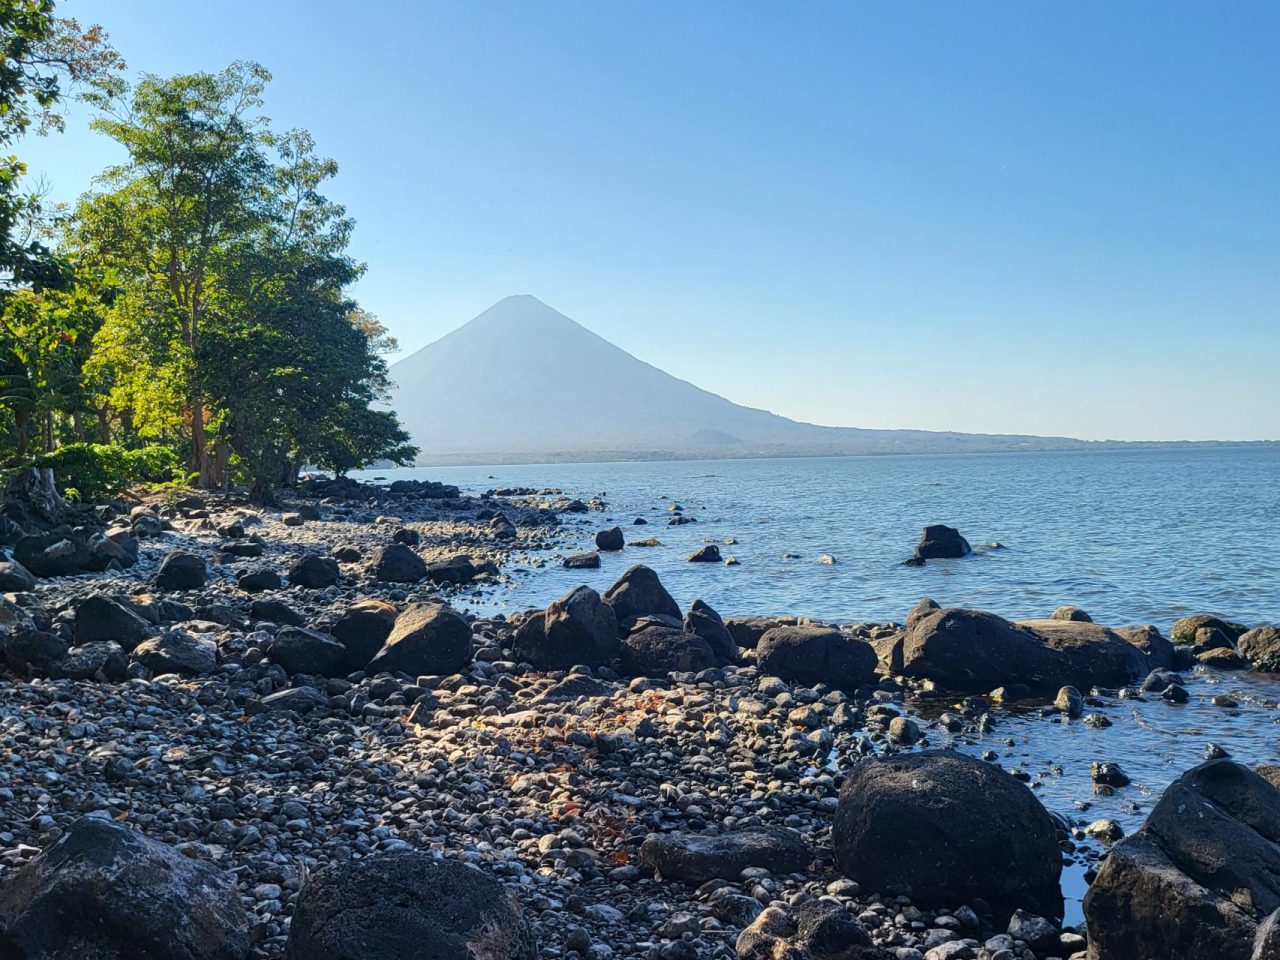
[1171,614,1247,644]
[833,750,1062,921]
[887,716,921,744]
[73,595,151,650]
[913,524,971,560]
[685,599,736,663]
[1238,626,1280,672]
[1084,759,1280,959]
[621,624,716,677]
[1092,761,1131,787]
[1198,646,1248,669]
[514,586,618,670]
[0,816,249,960]
[906,597,941,630]
[285,853,535,960]
[371,542,427,583]
[154,552,207,590]
[563,551,601,569]
[1052,605,1093,622]
[602,564,681,625]
[424,555,479,586]
[132,630,217,675]
[1116,625,1178,669]
[328,599,398,672]
[1055,685,1084,717]
[288,554,341,589]
[687,544,722,563]
[757,625,877,690]
[265,626,347,676]
[1006,910,1059,953]
[595,527,625,551]
[366,603,472,676]
[639,827,811,883]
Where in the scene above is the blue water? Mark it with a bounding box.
[371,447,1280,631]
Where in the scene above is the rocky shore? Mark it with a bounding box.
[0,476,1276,960]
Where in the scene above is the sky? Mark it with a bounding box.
[20,1,1280,441]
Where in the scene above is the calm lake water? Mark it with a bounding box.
[367,447,1280,924]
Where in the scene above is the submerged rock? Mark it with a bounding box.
[687,544,722,563]
[285,854,535,960]
[832,750,1063,921]
[0,816,249,960]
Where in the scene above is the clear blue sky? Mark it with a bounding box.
[22,1,1280,440]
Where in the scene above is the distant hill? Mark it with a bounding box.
[387,296,1266,464]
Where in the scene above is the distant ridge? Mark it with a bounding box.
[387,296,1273,465]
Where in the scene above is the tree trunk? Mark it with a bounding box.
[97,408,111,444]
[14,409,30,457]
[190,400,216,488]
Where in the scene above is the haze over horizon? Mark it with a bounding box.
[23,1,1280,442]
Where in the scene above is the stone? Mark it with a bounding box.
[638,827,811,883]
[1116,625,1178,669]
[254,686,329,714]
[424,555,479,585]
[2,629,67,675]
[595,527,625,551]
[371,542,427,583]
[287,554,341,589]
[1238,626,1280,672]
[1055,685,1084,717]
[687,544,722,563]
[1172,614,1247,645]
[131,630,218,675]
[621,624,716,677]
[563,551,601,569]
[329,599,399,672]
[723,616,780,649]
[514,586,618,670]
[914,524,971,560]
[285,854,535,960]
[366,603,473,676]
[906,597,941,630]
[685,599,736,664]
[0,816,249,960]
[1052,605,1093,622]
[1092,761,1131,786]
[14,532,89,578]
[154,552,207,590]
[602,564,681,625]
[49,640,128,681]
[237,568,282,592]
[249,598,306,627]
[265,626,347,676]
[833,750,1062,921]
[757,625,877,690]
[392,527,421,546]
[0,558,35,592]
[73,595,151,650]
[1084,759,1280,960]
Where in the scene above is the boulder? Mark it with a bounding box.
[131,630,218,675]
[1238,626,1280,673]
[392,527,421,546]
[1084,759,1280,959]
[371,543,427,583]
[237,569,282,592]
[0,816,249,960]
[685,599,736,663]
[249,598,306,627]
[737,902,873,960]
[687,544,721,563]
[621,624,716,677]
[265,626,347,676]
[424,555,479,586]
[329,600,398,672]
[14,532,89,578]
[1052,605,1093,622]
[73,595,152,650]
[899,608,1150,693]
[595,526,625,551]
[49,641,128,681]
[1172,614,1247,644]
[906,597,940,630]
[833,750,1062,921]
[563,552,600,569]
[88,527,140,571]
[639,827,811,883]
[1117,625,1178,669]
[366,603,472,677]
[3,629,69,675]
[602,564,681,626]
[0,558,35,592]
[723,616,780,649]
[513,586,618,670]
[287,554,341,589]
[757,625,877,689]
[285,854,535,960]
[913,524,971,560]
[155,552,208,591]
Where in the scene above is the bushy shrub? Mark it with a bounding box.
[33,443,181,500]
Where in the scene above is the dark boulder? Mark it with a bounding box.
[285,854,535,960]
[14,532,89,578]
[328,599,398,672]
[392,527,421,546]
[237,568,282,593]
[1117,624,1178,669]
[0,558,35,592]
[424,555,479,585]
[49,641,128,681]
[1084,759,1280,959]
[685,599,736,663]
[621,624,716,677]
[366,603,472,677]
[87,527,140,571]
[1052,605,1093,622]
[73,595,152,650]
[371,543,427,583]
[639,827,811,883]
[913,524,971,560]
[287,554,341,589]
[563,551,600,569]
[757,625,877,690]
[154,552,207,591]
[264,626,346,676]
[602,564,681,625]
[833,750,1062,921]
[513,586,618,670]
[131,630,217,675]
[0,816,249,960]
[723,616,780,649]
[687,544,722,563]
[249,599,306,627]
[1238,626,1280,673]
[3,629,68,675]
[905,597,940,630]
[1172,614,1247,644]
[595,526,625,551]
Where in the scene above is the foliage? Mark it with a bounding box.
[32,441,177,498]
